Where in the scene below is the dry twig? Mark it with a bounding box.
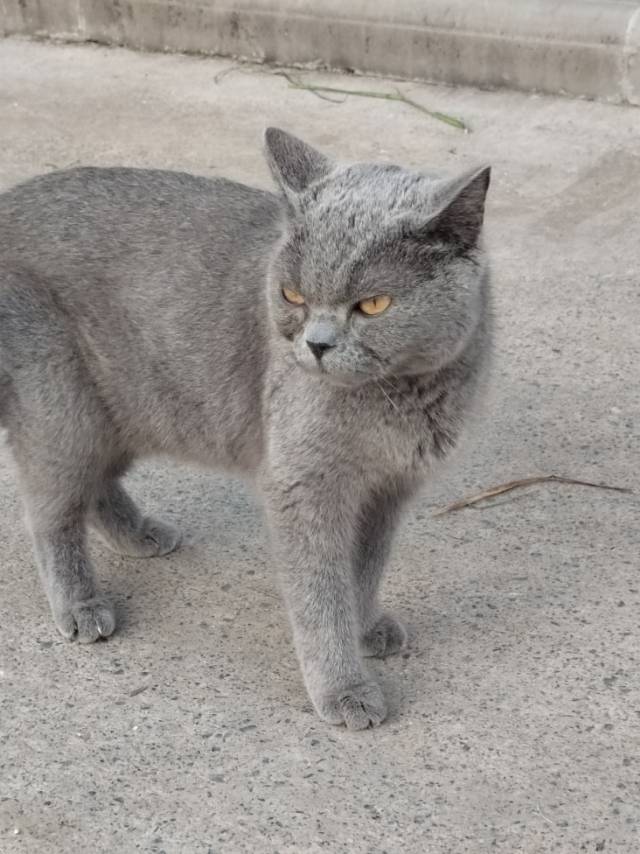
[212,65,469,130]
[434,474,632,517]
[274,71,470,131]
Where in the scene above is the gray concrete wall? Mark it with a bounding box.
[2,0,640,104]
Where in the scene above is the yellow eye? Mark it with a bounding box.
[358,295,392,316]
[282,287,305,306]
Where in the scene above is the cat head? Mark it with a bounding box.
[264,127,490,387]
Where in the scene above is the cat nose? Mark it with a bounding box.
[307,340,335,360]
[305,319,338,360]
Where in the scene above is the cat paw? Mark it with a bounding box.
[100,517,181,558]
[316,681,387,730]
[54,595,116,643]
[361,613,407,658]
[135,517,182,557]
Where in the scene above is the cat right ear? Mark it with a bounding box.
[264,128,333,198]
[398,166,491,250]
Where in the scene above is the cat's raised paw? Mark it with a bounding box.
[317,681,387,730]
[100,516,181,559]
[54,595,116,643]
[136,517,182,557]
[361,613,407,658]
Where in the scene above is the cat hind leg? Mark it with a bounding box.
[90,478,181,558]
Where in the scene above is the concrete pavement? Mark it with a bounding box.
[0,38,639,854]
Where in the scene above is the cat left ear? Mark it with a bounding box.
[403,166,491,249]
[264,127,333,196]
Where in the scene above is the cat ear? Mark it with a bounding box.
[402,166,491,249]
[264,128,333,196]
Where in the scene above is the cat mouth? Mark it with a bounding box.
[298,359,370,388]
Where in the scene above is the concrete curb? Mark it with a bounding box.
[2,0,640,104]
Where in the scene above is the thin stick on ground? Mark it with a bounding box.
[275,71,470,131]
[434,474,633,517]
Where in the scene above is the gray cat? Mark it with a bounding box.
[0,129,491,729]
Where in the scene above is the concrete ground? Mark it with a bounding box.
[0,37,639,854]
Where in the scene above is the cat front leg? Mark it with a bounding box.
[354,489,408,659]
[262,473,387,730]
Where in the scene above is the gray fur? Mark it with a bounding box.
[0,129,491,729]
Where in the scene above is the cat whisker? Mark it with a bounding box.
[379,375,410,408]
[378,376,422,441]
[379,375,402,396]
[376,380,401,414]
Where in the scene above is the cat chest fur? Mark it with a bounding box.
[347,376,465,480]
[264,362,469,492]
